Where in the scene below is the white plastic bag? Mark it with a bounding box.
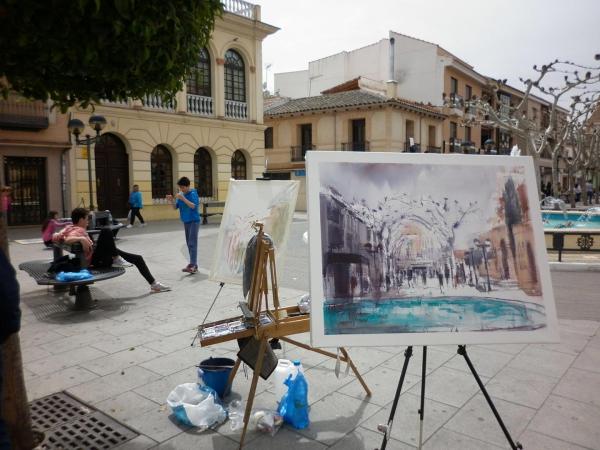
[166,383,227,429]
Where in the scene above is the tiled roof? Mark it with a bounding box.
[264,90,445,118]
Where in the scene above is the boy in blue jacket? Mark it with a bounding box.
[166,177,200,273]
[127,184,145,228]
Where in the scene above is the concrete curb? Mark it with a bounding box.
[549,262,600,272]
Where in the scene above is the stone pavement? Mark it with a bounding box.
[7,217,600,449]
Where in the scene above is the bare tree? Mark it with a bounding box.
[464,59,600,194]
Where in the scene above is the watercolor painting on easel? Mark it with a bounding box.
[307,152,559,347]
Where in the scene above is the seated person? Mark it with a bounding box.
[53,208,170,293]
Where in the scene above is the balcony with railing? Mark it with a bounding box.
[142,93,176,111]
[222,0,257,19]
[291,144,315,162]
[341,141,369,151]
[0,96,49,130]
[187,94,213,117]
[225,100,248,120]
[101,98,130,108]
[443,93,464,117]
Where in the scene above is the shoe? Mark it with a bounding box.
[126,224,133,229]
[113,256,133,267]
[140,223,147,227]
[151,281,171,293]
[182,265,198,274]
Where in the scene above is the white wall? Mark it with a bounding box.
[273,32,444,105]
[391,32,441,105]
[274,70,309,98]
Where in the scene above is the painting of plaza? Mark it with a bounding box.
[307,152,559,347]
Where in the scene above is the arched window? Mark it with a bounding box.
[187,47,211,97]
[151,145,173,199]
[231,150,247,180]
[224,50,245,102]
[194,148,213,198]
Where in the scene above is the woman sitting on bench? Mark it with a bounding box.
[53,208,170,293]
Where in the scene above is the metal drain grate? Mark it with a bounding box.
[30,392,90,432]
[30,392,139,449]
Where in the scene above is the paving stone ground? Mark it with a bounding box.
[8,216,600,449]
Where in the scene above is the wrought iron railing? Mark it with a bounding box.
[0,96,49,129]
[187,94,213,116]
[445,93,464,110]
[142,93,176,111]
[225,100,248,120]
[222,0,256,19]
[341,141,369,151]
[291,145,315,162]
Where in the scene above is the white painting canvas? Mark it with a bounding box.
[307,151,559,348]
[211,180,299,284]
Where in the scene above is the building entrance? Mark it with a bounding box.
[94,134,129,218]
[3,156,47,225]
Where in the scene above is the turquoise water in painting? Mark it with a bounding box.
[323,297,547,335]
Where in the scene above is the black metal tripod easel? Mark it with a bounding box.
[377,345,523,450]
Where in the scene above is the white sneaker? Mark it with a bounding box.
[151,281,171,293]
[140,223,147,227]
[113,256,133,267]
[126,224,133,229]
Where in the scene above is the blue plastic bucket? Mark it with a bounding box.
[198,357,235,398]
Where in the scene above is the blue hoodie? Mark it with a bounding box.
[129,190,143,209]
[175,188,200,223]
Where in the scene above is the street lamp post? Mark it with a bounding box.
[67,115,107,211]
[474,238,492,292]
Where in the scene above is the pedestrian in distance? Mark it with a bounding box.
[53,208,170,293]
[166,176,200,274]
[586,180,594,204]
[436,269,444,294]
[41,211,69,248]
[127,184,146,228]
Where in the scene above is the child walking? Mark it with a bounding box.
[127,184,145,228]
[41,211,68,248]
[166,177,200,273]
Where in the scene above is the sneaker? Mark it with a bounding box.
[140,223,147,227]
[126,224,133,229]
[113,256,133,267]
[182,265,198,274]
[151,281,171,293]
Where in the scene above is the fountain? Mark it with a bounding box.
[540,196,567,214]
[576,206,600,223]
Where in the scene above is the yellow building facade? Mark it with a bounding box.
[68,3,277,220]
[264,79,446,210]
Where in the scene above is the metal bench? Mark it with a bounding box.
[19,242,125,310]
[200,200,225,225]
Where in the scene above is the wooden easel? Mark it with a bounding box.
[198,222,371,449]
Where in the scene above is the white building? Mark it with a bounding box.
[274,31,486,107]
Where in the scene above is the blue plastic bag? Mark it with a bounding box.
[55,269,93,282]
[277,372,309,429]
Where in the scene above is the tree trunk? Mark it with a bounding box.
[0,210,34,450]
[569,170,576,209]
[551,155,560,198]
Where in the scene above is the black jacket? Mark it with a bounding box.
[0,248,21,343]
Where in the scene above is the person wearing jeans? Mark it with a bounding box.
[166,176,200,273]
[53,208,170,293]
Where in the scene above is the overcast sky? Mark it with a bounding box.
[256,0,600,95]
